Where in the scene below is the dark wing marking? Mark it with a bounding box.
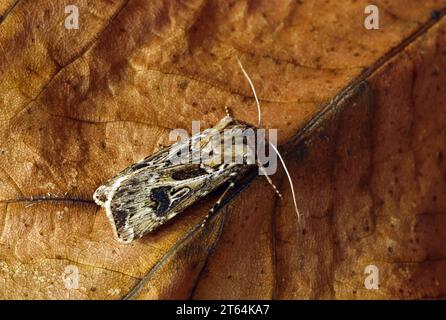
[171,167,208,180]
[150,186,173,216]
[108,164,217,242]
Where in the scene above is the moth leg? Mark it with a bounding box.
[201,181,236,227]
[154,141,170,152]
[258,164,283,199]
[224,105,231,117]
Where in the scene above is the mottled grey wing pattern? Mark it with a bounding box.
[93,116,255,243]
[93,148,172,205]
[108,163,242,242]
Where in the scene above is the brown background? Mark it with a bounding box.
[0,0,445,299]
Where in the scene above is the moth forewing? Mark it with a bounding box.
[93,116,256,243]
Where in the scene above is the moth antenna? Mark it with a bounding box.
[269,142,301,223]
[237,57,300,222]
[236,57,262,129]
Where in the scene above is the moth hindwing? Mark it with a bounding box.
[93,116,256,243]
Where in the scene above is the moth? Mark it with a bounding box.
[93,59,300,243]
